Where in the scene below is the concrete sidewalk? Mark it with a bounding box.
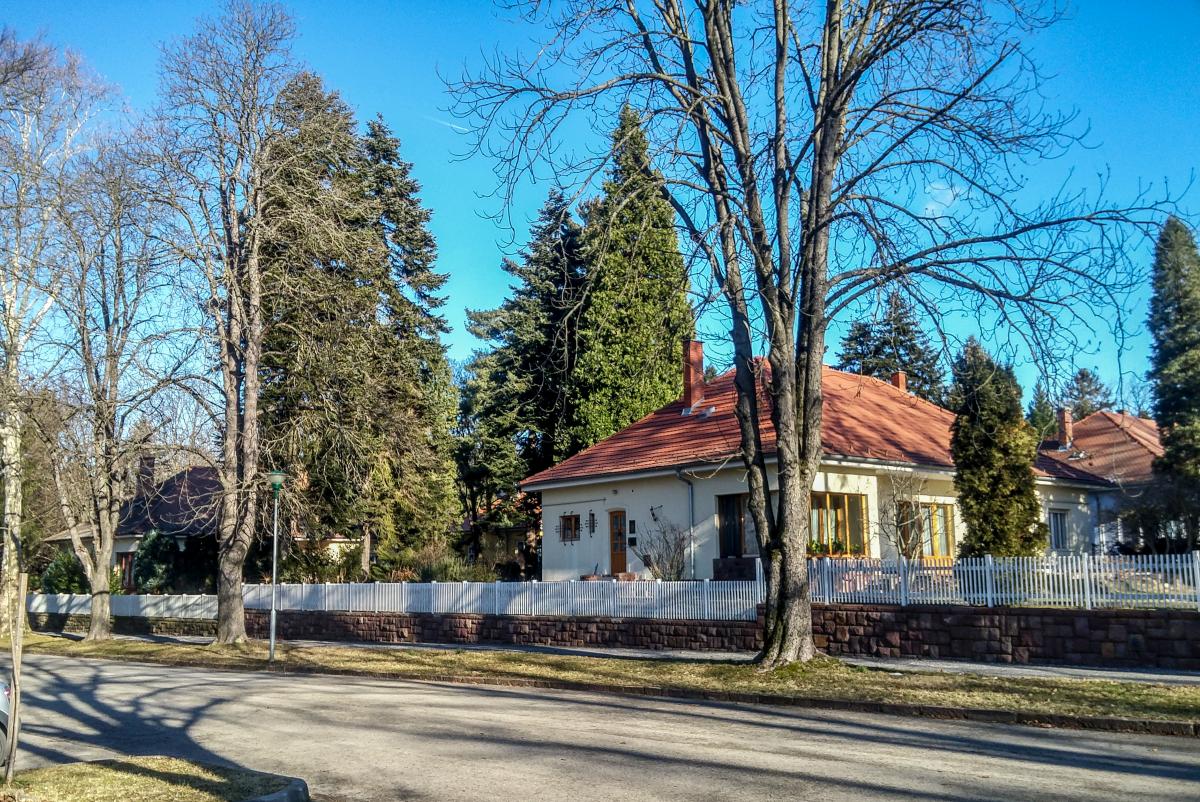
[48,629,1200,686]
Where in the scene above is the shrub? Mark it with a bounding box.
[40,549,88,594]
[132,530,181,593]
[372,538,497,582]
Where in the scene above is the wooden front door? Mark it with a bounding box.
[609,510,627,575]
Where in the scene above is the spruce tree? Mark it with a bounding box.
[459,191,588,550]
[950,339,1047,557]
[566,106,694,447]
[465,189,588,474]
[1061,368,1113,419]
[1149,217,1200,483]
[259,75,456,553]
[1025,379,1056,439]
[836,291,945,403]
[1142,217,1200,551]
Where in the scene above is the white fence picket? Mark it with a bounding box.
[26,553,1200,623]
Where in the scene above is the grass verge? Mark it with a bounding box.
[0,756,289,802]
[22,633,1200,725]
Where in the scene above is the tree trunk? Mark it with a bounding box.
[87,582,111,641]
[360,524,371,580]
[0,396,23,640]
[216,537,248,643]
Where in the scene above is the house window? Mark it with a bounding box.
[809,492,868,556]
[1048,509,1069,551]
[559,514,580,542]
[900,502,956,558]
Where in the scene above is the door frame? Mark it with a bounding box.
[608,509,627,575]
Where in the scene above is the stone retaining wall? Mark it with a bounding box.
[28,612,216,638]
[810,604,1200,669]
[30,603,1200,669]
[243,609,761,652]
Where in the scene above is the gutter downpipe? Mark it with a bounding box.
[675,468,696,579]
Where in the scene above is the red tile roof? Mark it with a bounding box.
[1038,411,1162,486]
[522,367,1141,489]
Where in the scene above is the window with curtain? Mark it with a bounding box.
[808,492,868,556]
[899,501,956,558]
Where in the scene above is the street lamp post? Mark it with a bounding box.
[266,470,287,664]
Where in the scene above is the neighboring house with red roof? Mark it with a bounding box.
[521,341,1157,581]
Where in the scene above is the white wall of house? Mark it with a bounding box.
[1036,480,1098,554]
[538,463,1105,580]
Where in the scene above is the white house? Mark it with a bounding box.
[521,341,1161,581]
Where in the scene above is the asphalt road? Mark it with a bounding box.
[10,654,1200,801]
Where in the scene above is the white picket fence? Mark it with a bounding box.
[808,553,1200,610]
[27,552,1200,622]
[240,579,764,620]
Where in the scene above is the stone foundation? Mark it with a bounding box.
[28,612,216,638]
[243,609,761,652]
[810,604,1200,670]
[30,603,1200,669]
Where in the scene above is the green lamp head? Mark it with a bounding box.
[266,470,287,493]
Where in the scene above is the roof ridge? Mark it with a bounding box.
[826,366,953,417]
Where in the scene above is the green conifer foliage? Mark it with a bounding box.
[1025,379,1057,439]
[465,189,588,474]
[1061,368,1113,419]
[259,74,456,552]
[950,339,1047,557]
[836,291,945,403]
[1149,217,1200,484]
[457,190,587,549]
[566,107,694,447]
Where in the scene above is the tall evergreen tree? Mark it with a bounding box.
[1143,216,1200,551]
[566,107,694,447]
[836,291,945,402]
[1061,368,1113,419]
[459,191,587,551]
[1025,379,1056,439]
[950,339,1047,557]
[465,190,588,475]
[259,75,456,562]
[1149,217,1200,483]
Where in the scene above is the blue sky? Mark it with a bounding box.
[9,1,1198,403]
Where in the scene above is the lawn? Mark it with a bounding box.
[21,633,1200,725]
[0,756,289,802]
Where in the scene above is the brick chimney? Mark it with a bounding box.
[137,453,156,499]
[1056,407,1073,447]
[889,370,907,393]
[682,339,704,409]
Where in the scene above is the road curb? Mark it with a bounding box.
[244,776,309,802]
[263,665,1199,738]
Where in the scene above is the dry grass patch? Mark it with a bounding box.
[23,633,1200,724]
[0,756,289,802]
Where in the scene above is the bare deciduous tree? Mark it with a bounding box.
[452,0,1161,665]
[38,137,190,640]
[631,506,689,581]
[147,0,297,642]
[0,36,97,635]
[875,467,929,561]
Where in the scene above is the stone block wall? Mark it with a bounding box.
[28,612,216,638]
[30,603,1200,669]
[809,604,1200,669]
[243,609,761,652]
